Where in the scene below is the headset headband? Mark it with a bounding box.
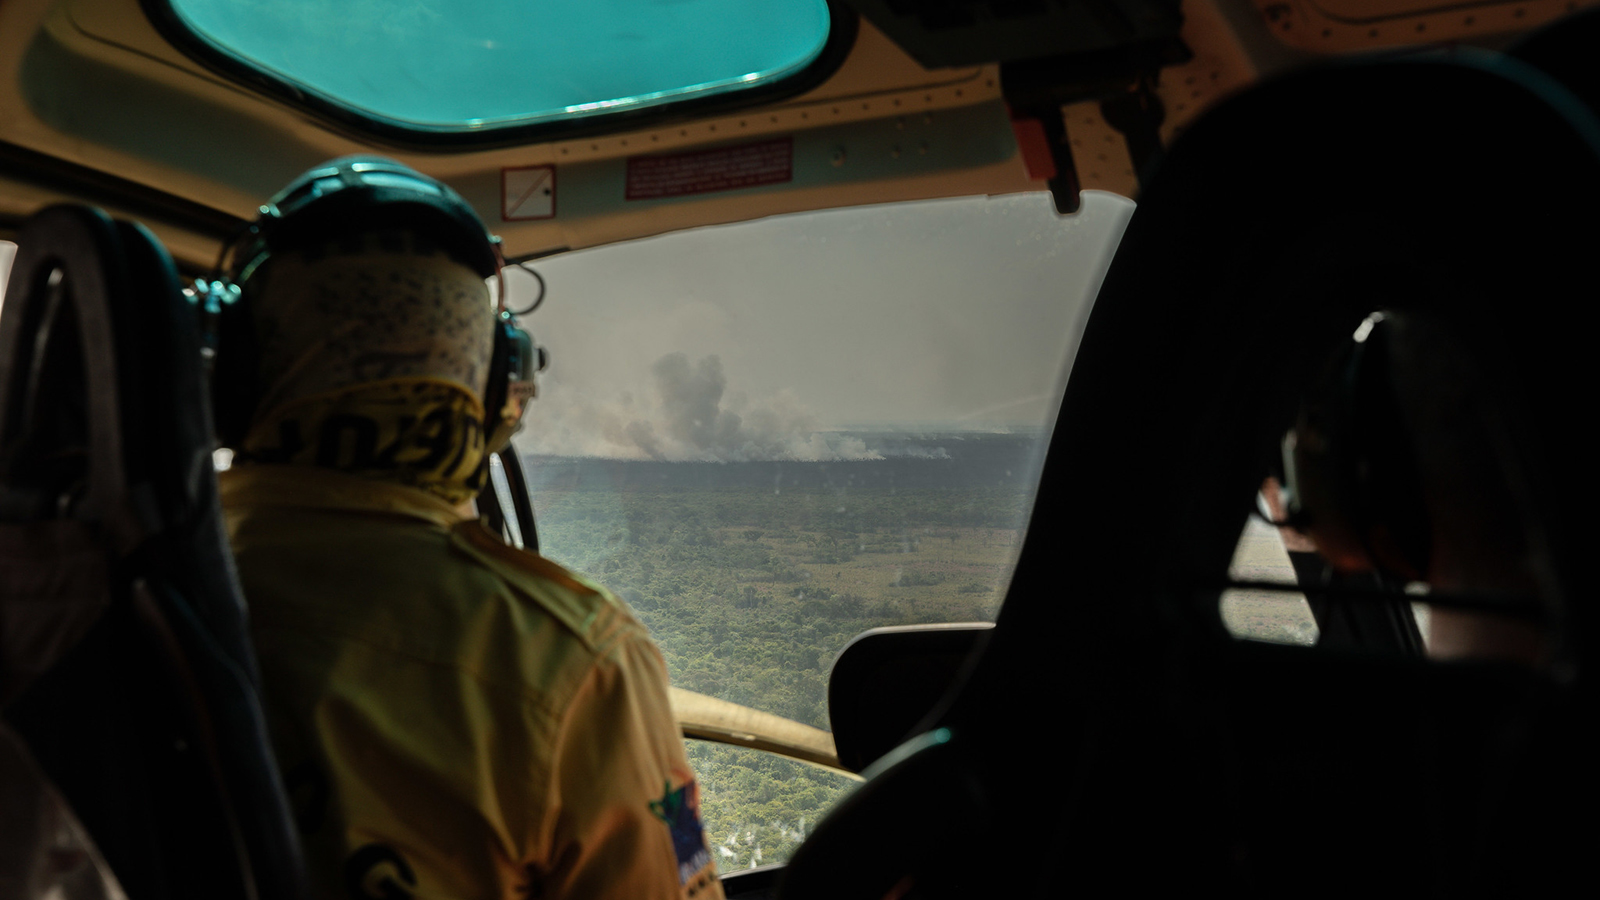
[228,156,499,285]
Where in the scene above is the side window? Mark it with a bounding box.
[1222,509,1319,646]
[1221,482,1433,652]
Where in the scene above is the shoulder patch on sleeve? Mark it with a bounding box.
[649,777,713,886]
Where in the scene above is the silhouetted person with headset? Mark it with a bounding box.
[1278,310,1549,664]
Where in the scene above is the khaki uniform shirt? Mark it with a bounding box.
[221,466,723,900]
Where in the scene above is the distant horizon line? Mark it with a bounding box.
[517,428,1045,464]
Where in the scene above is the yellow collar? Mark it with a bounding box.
[218,464,475,529]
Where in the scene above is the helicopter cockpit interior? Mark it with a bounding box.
[4,1,1598,898]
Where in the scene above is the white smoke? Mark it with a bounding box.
[891,444,952,460]
[519,352,881,461]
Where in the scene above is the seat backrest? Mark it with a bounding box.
[0,720,125,899]
[0,205,308,900]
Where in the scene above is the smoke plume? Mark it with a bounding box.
[520,352,879,461]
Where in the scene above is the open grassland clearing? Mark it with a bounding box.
[534,484,1028,727]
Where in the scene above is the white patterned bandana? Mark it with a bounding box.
[237,232,497,503]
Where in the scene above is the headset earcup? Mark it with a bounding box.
[1348,321,1431,580]
[482,318,511,443]
[1286,393,1370,573]
[1286,316,1432,581]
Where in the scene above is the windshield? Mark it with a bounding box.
[506,190,1133,866]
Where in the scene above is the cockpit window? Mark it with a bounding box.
[156,0,834,135]
[512,191,1133,716]
[506,190,1133,864]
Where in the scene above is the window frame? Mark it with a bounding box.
[138,0,859,150]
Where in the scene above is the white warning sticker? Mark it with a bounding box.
[502,166,556,221]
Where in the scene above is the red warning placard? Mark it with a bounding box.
[625,138,794,201]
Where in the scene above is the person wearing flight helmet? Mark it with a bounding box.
[210,157,723,900]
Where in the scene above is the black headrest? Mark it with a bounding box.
[985,52,1600,665]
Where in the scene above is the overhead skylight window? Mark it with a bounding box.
[158,0,834,134]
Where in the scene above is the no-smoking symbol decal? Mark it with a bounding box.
[502,166,555,220]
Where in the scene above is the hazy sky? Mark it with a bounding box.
[508,190,1134,460]
[1,192,1136,463]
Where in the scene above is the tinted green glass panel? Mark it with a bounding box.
[164,0,832,131]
